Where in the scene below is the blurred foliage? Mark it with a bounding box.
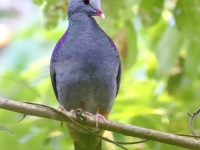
[0,0,200,149]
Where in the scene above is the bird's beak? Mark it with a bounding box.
[96,10,105,19]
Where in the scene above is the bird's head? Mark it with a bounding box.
[68,0,105,19]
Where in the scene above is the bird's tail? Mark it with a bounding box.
[74,133,102,150]
[67,123,104,150]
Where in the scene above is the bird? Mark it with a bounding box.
[50,0,121,149]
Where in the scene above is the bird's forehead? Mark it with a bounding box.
[89,0,101,10]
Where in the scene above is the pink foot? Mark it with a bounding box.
[70,109,75,115]
[95,114,108,128]
[83,112,108,128]
[58,105,66,127]
[59,105,74,115]
[59,105,66,112]
[59,106,76,127]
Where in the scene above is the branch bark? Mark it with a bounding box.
[0,97,199,149]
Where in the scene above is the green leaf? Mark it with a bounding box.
[174,0,200,40]
[32,0,43,5]
[147,18,167,49]
[34,0,68,29]
[184,41,200,79]
[139,0,164,27]
[102,0,124,20]
[156,26,183,75]
[125,21,138,68]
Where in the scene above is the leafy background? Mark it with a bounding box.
[0,0,200,149]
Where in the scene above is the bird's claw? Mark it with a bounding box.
[58,105,67,127]
[83,112,108,128]
[95,113,108,128]
[75,108,86,121]
[59,106,108,128]
[59,105,67,112]
[70,109,75,114]
[59,105,74,115]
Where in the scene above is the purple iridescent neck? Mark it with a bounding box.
[51,28,70,62]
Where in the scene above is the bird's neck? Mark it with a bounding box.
[68,13,99,32]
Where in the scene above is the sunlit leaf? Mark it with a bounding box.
[184,41,200,79]
[174,0,200,40]
[139,0,164,27]
[124,21,137,68]
[156,26,183,75]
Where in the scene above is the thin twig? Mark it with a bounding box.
[16,114,27,124]
[175,133,200,138]
[187,109,200,138]
[116,139,149,145]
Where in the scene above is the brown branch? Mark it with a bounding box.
[0,97,200,149]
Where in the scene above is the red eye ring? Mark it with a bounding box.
[83,0,89,5]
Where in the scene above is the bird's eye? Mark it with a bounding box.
[82,0,89,5]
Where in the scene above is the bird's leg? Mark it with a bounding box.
[83,112,108,128]
[70,109,75,115]
[58,105,66,127]
[59,105,75,114]
[59,105,66,112]
[95,113,108,128]
[58,105,75,127]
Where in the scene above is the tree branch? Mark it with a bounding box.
[0,97,200,149]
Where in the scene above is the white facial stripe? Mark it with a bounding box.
[89,0,101,10]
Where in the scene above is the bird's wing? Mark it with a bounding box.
[50,62,58,100]
[104,33,121,97]
[116,62,121,97]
